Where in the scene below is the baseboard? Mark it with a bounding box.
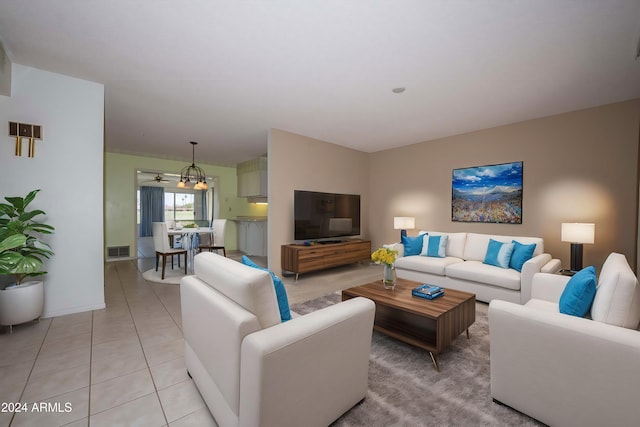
[42,302,106,319]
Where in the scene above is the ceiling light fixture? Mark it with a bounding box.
[392,87,406,93]
[177,141,208,190]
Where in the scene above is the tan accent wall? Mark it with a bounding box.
[369,99,640,271]
[268,129,370,272]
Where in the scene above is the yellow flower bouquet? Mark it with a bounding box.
[371,247,397,267]
[372,247,398,289]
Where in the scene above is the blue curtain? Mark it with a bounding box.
[140,186,165,237]
[201,190,207,225]
[210,187,215,225]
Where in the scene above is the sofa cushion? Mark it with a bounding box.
[384,242,404,257]
[402,233,425,256]
[446,260,522,290]
[241,256,292,322]
[421,234,448,258]
[509,241,537,272]
[559,266,597,317]
[591,252,640,329]
[395,255,463,276]
[420,231,467,259]
[483,239,515,269]
[509,236,544,257]
[464,233,495,262]
[194,252,281,328]
[463,233,544,262]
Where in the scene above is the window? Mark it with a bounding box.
[165,192,196,223]
[136,191,197,226]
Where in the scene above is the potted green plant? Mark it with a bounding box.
[0,189,54,331]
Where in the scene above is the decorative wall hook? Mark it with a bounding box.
[8,122,42,157]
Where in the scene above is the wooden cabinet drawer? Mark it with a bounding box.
[281,240,371,278]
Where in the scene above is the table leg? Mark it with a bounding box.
[466,328,470,339]
[429,352,440,372]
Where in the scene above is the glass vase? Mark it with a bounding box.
[383,263,397,290]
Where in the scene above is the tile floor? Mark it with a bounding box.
[0,259,214,427]
[0,255,381,427]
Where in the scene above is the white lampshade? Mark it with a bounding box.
[394,217,415,230]
[561,223,595,244]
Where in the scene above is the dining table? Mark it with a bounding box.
[167,227,215,272]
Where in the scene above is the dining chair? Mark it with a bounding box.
[198,218,227,256]
[152,222,188,279]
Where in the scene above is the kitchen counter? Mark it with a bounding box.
[231,216,267,222]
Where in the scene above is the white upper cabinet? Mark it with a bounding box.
[237,157,267,198]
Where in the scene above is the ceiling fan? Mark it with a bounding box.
[141,172,171,184]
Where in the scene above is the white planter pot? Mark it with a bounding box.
[0,280,44,329]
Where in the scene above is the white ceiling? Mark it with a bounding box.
[1,1,639,167]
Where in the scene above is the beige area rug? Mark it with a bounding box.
[142,267,189,284]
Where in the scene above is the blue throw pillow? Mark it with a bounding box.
[241,255,291,322]
[509,241,536,272]
[402,233,425,256]
[559,266,597,317]
[420,234,448,258]
[483,239,515,269]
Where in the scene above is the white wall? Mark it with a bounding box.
[0,64,105,317]
[0,42,10,97]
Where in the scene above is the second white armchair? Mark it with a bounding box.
[489,252,640,427]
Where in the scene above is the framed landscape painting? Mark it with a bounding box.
[451,161,523,224]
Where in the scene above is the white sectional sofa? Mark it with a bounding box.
[390,231,560,304]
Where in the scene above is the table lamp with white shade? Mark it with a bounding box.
[561,223,595,272]
[394,217,415,241]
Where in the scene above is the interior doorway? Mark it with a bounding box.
[135,170,218,259]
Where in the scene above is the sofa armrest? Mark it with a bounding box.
[384,242,404,257]
[530,272,570,303]
[540,258,561,274]
[239,297,375,427]
[519,253,552,304]
[489,300,640,427]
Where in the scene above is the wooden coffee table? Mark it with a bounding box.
[342,278,475,371]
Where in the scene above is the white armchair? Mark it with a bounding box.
[181,252,375,427]
[489,252,640,427]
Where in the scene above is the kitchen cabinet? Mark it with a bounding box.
[236,218,267,256]
[237,157,267,198]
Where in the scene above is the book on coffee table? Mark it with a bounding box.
[412,284,445,300]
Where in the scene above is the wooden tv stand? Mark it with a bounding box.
[281,240,371,280]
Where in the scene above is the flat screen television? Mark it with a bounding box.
[294,190,361,241]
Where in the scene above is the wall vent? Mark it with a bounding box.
[107,246,130,259]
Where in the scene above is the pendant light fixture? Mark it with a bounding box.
[177,141,208,190]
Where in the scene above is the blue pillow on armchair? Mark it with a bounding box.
[402,233,426,256]
[559,266,597,317]
[241,256,292,322]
